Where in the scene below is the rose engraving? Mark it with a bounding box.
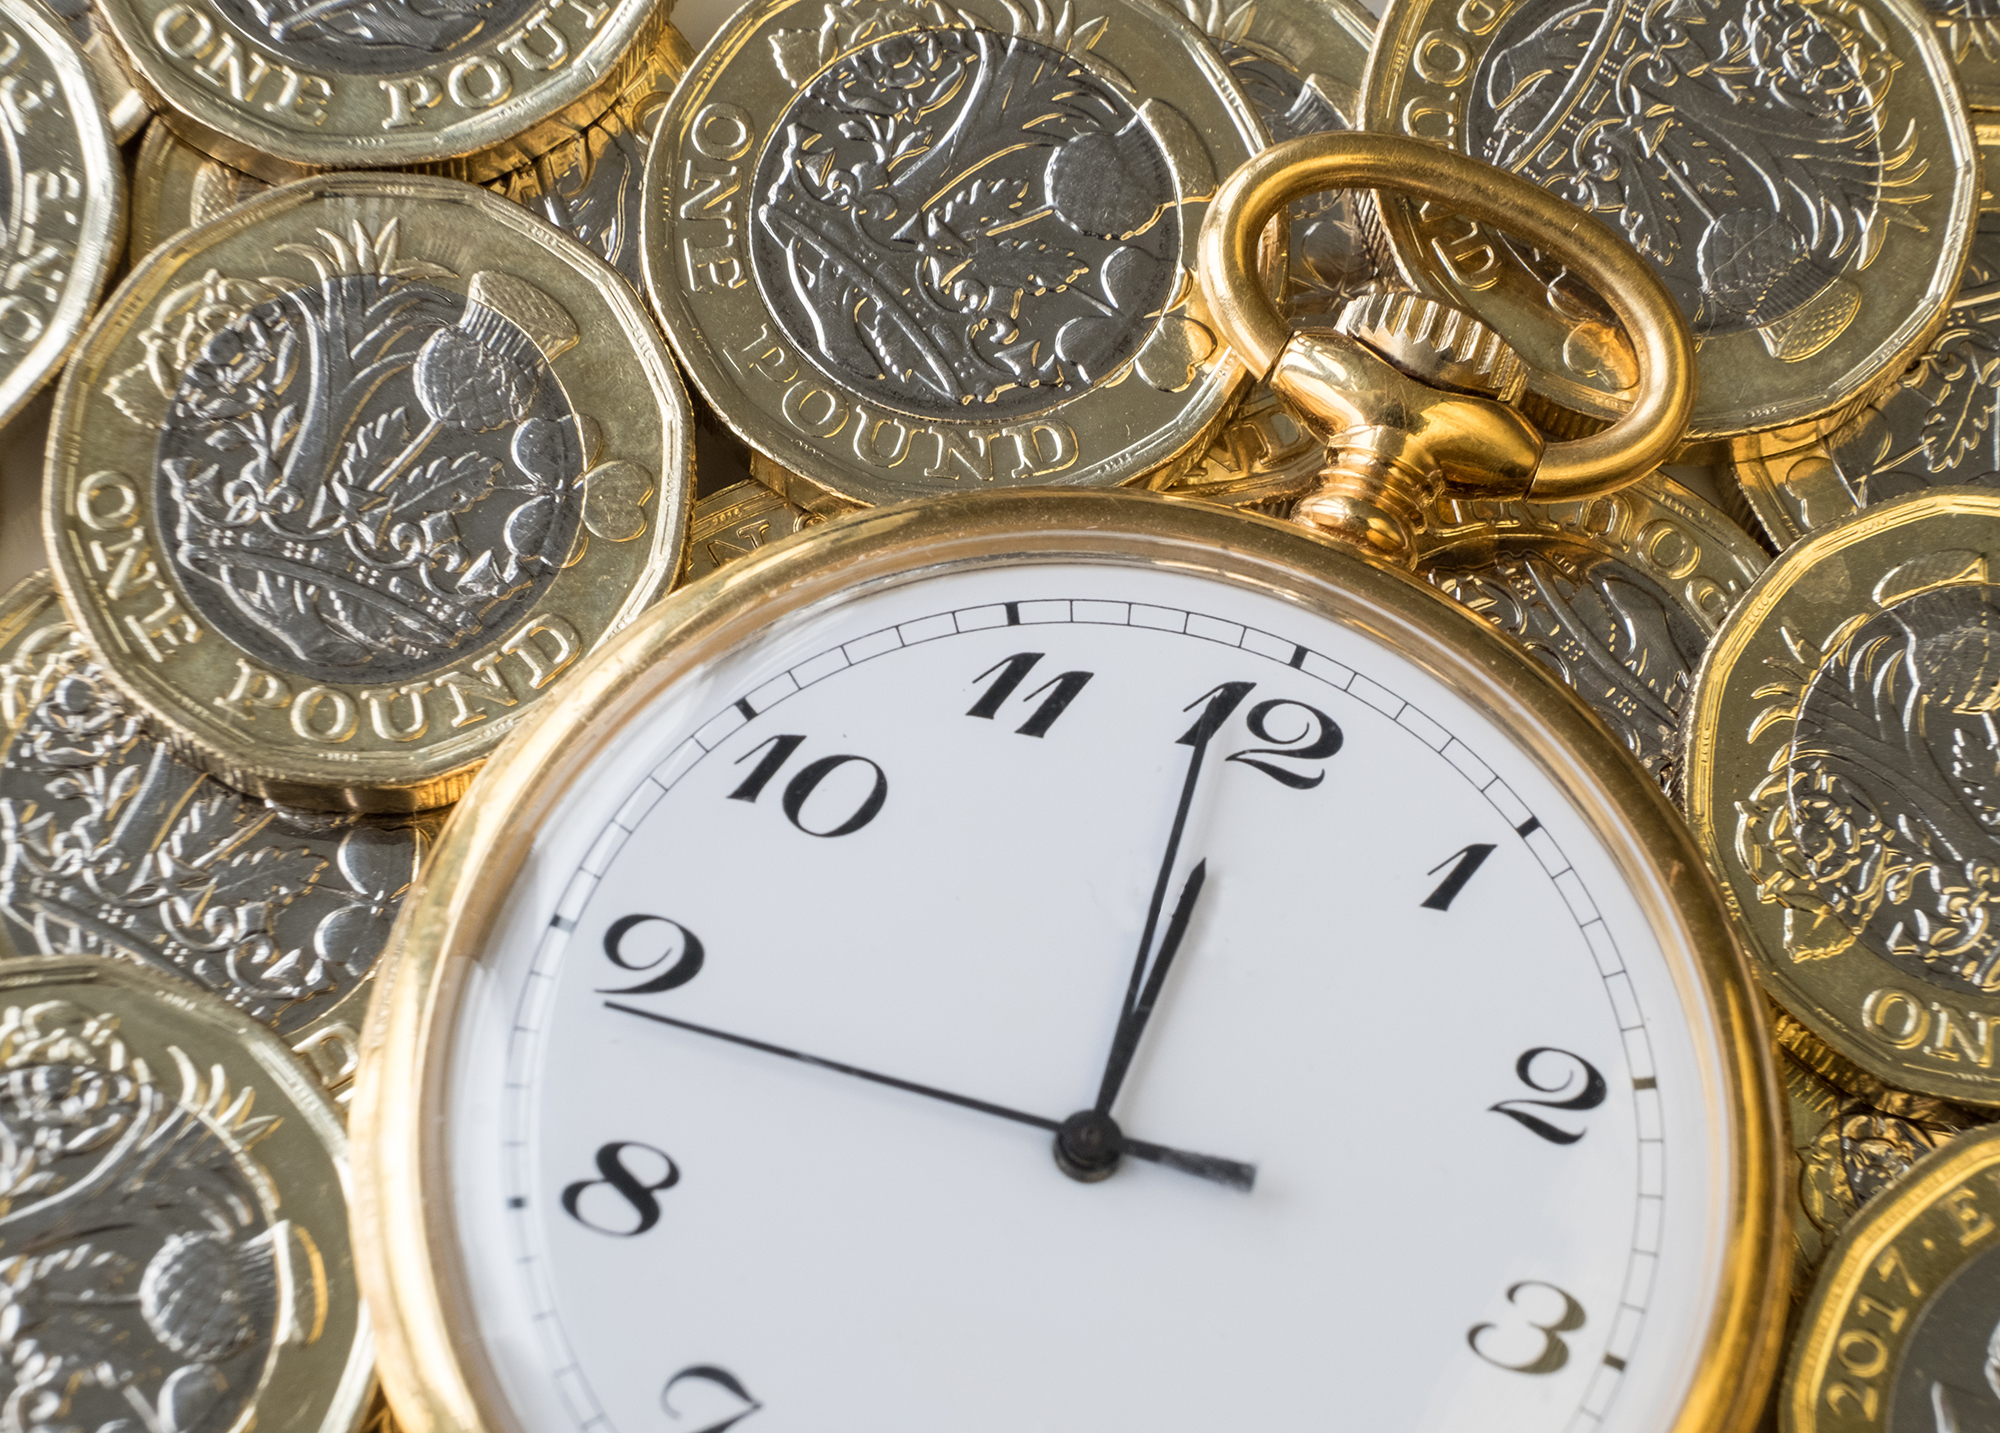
[104,222,643,685]
[0,999,325,1433]
[749,3,1181,419]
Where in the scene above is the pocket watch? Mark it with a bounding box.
[354,136,1785,1433]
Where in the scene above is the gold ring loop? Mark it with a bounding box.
[1197,132,1695,499]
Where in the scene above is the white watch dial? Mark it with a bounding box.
[439,559,1735,1433]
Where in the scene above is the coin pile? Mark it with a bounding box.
[0,0,1994,1421]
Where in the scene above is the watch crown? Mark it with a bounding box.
[1331,290,1527,405]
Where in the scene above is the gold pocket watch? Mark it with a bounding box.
[354,136,1786,1433]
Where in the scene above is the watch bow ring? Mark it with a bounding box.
[1198,132,1698,564]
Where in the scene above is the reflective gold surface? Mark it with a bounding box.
[352,487,1786,1433]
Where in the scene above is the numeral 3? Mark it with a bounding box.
[1468,1281,1586,1375]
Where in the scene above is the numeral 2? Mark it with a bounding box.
[562,1141,681,1236]
[1491,1048,1607,1145]
[1468,1281,1586,1375]
[662,1366,762,1432]
[1179,683,1344,789]
[968,652,1094,736]
[729,735,888,836]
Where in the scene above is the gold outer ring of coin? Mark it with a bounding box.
[0,947,372,1433]
[1199,131,1694,498]
[0,569,435,1096]
[1359,0,1977,449]
[1729,139,2000,550]
[46,171,694,814]
[95,0,664,180]
[0,0,124,433]
[1779,1044,1974,1308]
[1416,471,1769,790]
[1682,489,2000,1107]
[1781,1121,2000,1431]
[642,0,1270,513]
[129,117,270,262]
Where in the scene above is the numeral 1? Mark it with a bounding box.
[968,653,1094,736]
[1422,843,1496,910]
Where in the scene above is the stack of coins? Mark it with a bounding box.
[1,0,1999,1420]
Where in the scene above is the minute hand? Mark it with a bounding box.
[603,1001,1257,1190]
[1093,681,1251,1115]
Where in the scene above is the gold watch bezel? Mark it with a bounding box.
[351,487,1786,1433]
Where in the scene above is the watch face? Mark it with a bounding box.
[425,547,1746,1433]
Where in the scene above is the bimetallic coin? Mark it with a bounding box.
[1782,1122,2000,1432]
[644,0,1267,513]
[0,571,430,1096]
[37,0,151,139]
[130,117,272,262]
[1783,1050,1970,1306]
[1361,0,1978,445]
[96,0,664,178]
[680,478,817,584]
[0,0,123,433]
[1154,0,1379,509]
[1420,474,1768,791]
[47,173,694,812]
[1734,209,2000,548]
[474,24,693,293]
[1684,491,2000,1107]
[0,954,371,1433]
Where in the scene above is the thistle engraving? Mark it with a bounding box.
[1430,549,1711,783]
[750,3,1181,418]
[0,998,326,1433]
[1467,0,1914,359]
[1739,553,2000,992]
[0,611,424,1035]
[1807,218,2000,514]
[103,222,643,684]
[210,0,537,73]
